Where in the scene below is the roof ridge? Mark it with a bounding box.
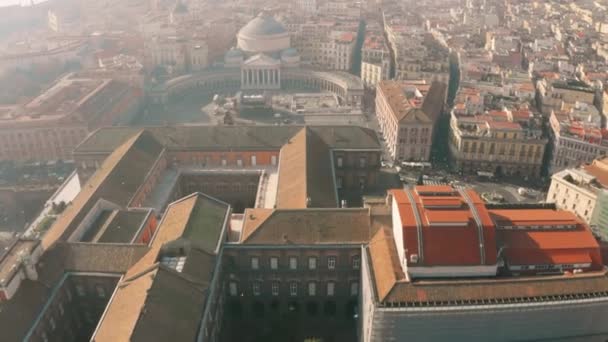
[122,262,160,284]
[240,209,276,243]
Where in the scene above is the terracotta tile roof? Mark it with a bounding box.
[124,193,227,279]
[276,128,307,208]
[0,241,149,341]
[74,126,381,155]
[276,127,337,209]
[94,265,160,342]
[367,227,406,302]
[381,271,608,304]
[41,130,164,250]
[240,209,275,242]
[61,243,150,274]
[377,81,433,124]
[128,267,208,342]
[94,193,227,341]
[240,208,371,245]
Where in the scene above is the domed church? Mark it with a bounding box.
[225,12,300,90]
[237,13,290,54]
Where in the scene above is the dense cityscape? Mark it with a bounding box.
[1,0,608,341]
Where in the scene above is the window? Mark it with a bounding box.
[251,257,259,270]
[237,159,243,167]
[270,257,278,270]
[221,159,227,166]
[350,282,359,296]
[308,282,316,296]
[289,257,298,270]
[253,282,261,296]
[327,282,335,296]
[359,157,366,168]
[337,157,343,168]
[272,282,279,296]
[58,302,64,316]
[308,257,317,270]
[327,256,336,270]
[251,155,257,166]
[229,282,238,296]
[271,155,277,165]
[95,285,106,298]
[352,256,360,270]
[290,282,298,296]
[75,284,85,297]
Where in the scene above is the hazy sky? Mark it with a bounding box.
[0,0,47,7]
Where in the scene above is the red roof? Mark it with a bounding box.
[392,188,602,271]
[505,249,592,266]
[493,209,603,269]
[391,187,497,267]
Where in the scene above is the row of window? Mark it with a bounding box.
[229,281,359,297]
[462,141,543,156]
[250,255,360,271]
[180,154,277,167]
[335,156,375,168]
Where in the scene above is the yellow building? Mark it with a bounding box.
[448,108,547,177]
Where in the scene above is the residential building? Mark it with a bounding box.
[449,86,547,178]
[375,80,447,161]
[548,108,608,173]
[286,17,359,71]
[361,29,391,88]
[144,36,209,74]
[547,157,608,239]
[537,79,599,117]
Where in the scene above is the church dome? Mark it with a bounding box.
[237,13,290,54]
[239,13,286,37]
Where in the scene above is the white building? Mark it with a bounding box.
[145,36,209,74]
[548,110,608,173]
[547,157,608,238]
[361,33,391,88]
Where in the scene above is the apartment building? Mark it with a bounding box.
[376,80,447,161]
[449,86,547,178]
[547,157,608,239]
[361,30,391,88]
